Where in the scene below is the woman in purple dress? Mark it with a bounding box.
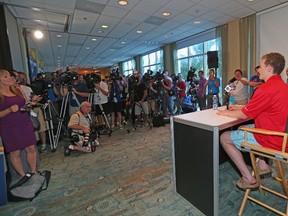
[0,69,37,180]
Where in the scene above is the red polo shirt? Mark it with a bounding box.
[241,75,288,151]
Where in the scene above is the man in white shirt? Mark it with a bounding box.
[230,69,249,105]
[93,77,110,127]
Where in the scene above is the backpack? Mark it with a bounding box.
[152,114,165,127]
[8,170,51,202]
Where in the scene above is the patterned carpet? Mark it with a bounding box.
[0,123,285,216]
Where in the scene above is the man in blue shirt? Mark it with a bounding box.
[249,66,264,97]
[204,69,220,108]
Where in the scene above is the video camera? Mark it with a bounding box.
[58,71,79,85]
[110,68,120,81]
[171,74,179,84]
[186,67,197,82]
[154,71,164,83]
[30,73,53,102]
[84,73,101,90]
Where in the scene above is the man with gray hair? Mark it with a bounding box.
[65,101,98,156]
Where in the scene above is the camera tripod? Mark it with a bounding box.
[88,92,112,136]
[40,100,60,151]
[128,91,152,130]
[53,89,81,150]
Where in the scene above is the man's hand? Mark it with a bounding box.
[217,109,229,116]
[82,127,90,134]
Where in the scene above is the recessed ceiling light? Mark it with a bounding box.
[86,47,90,50]
[56,34,62,38]
[247,0,254,2]
[121,41,126,44]
[35,19,42,22]
[57,44,62,48]
[34,30,43,39]
[92,38,97,41]
[97,30,104,34]
[162,11,171,17]
[136,30,142,34]
[57,56,60,59]
[101,25,109,29]
[194,20,201,24]
[118,0,128,6]
[163,35,168,38]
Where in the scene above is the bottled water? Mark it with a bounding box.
[229,96,235,106]
[212,95,218,110]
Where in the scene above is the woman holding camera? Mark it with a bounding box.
[0,69,37,183]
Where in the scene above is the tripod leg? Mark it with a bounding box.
[42,104,56,151]
[54,94,69,151]
[99,104,112,136]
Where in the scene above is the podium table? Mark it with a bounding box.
[171,108,248,216]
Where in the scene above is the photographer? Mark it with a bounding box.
[162,70,174,117]
[132,71,149,124]
[175,74,186,104]
[197,70,207,110]
[204,69,220,109]
[90,73,110,127]
[68,73,89,115]
[65,101,97,156]
[14,72,49,154]
[108,70,124,129]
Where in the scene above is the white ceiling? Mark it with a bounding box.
[1,0,287,71]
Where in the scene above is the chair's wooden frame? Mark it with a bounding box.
[238,126,288,216]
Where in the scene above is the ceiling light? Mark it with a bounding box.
[97,30,104,34]
[34,30,43,39]
[121,41,126,44]
[118,0,128,6]
[194,20,201,24]
[247,0,254,1]
[136,30,142,34]
[56,34,62,38]
[162,12,171,17]
[86,47,90,50]
[101,25,109,29]
[92,38,97,41]
[57,44,62,48]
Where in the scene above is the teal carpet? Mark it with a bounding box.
[0,124,286,216]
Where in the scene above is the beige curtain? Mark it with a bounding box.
[216,24,228,93]
[239,14,256,78]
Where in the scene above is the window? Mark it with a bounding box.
[176,38,222,82]
[122,59,135,76]
[141,50,163,74]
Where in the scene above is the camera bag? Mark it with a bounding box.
[8,170,51,202]
[152,114,165,127]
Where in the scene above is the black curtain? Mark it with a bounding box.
[0,3,13,70]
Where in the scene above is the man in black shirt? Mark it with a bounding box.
[133,72,149,124]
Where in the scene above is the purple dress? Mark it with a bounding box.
[0,95,36,153]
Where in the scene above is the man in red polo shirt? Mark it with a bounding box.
[217,52,288,190]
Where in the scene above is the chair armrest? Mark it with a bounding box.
[240,126,288,155]
[239,126,287,137]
